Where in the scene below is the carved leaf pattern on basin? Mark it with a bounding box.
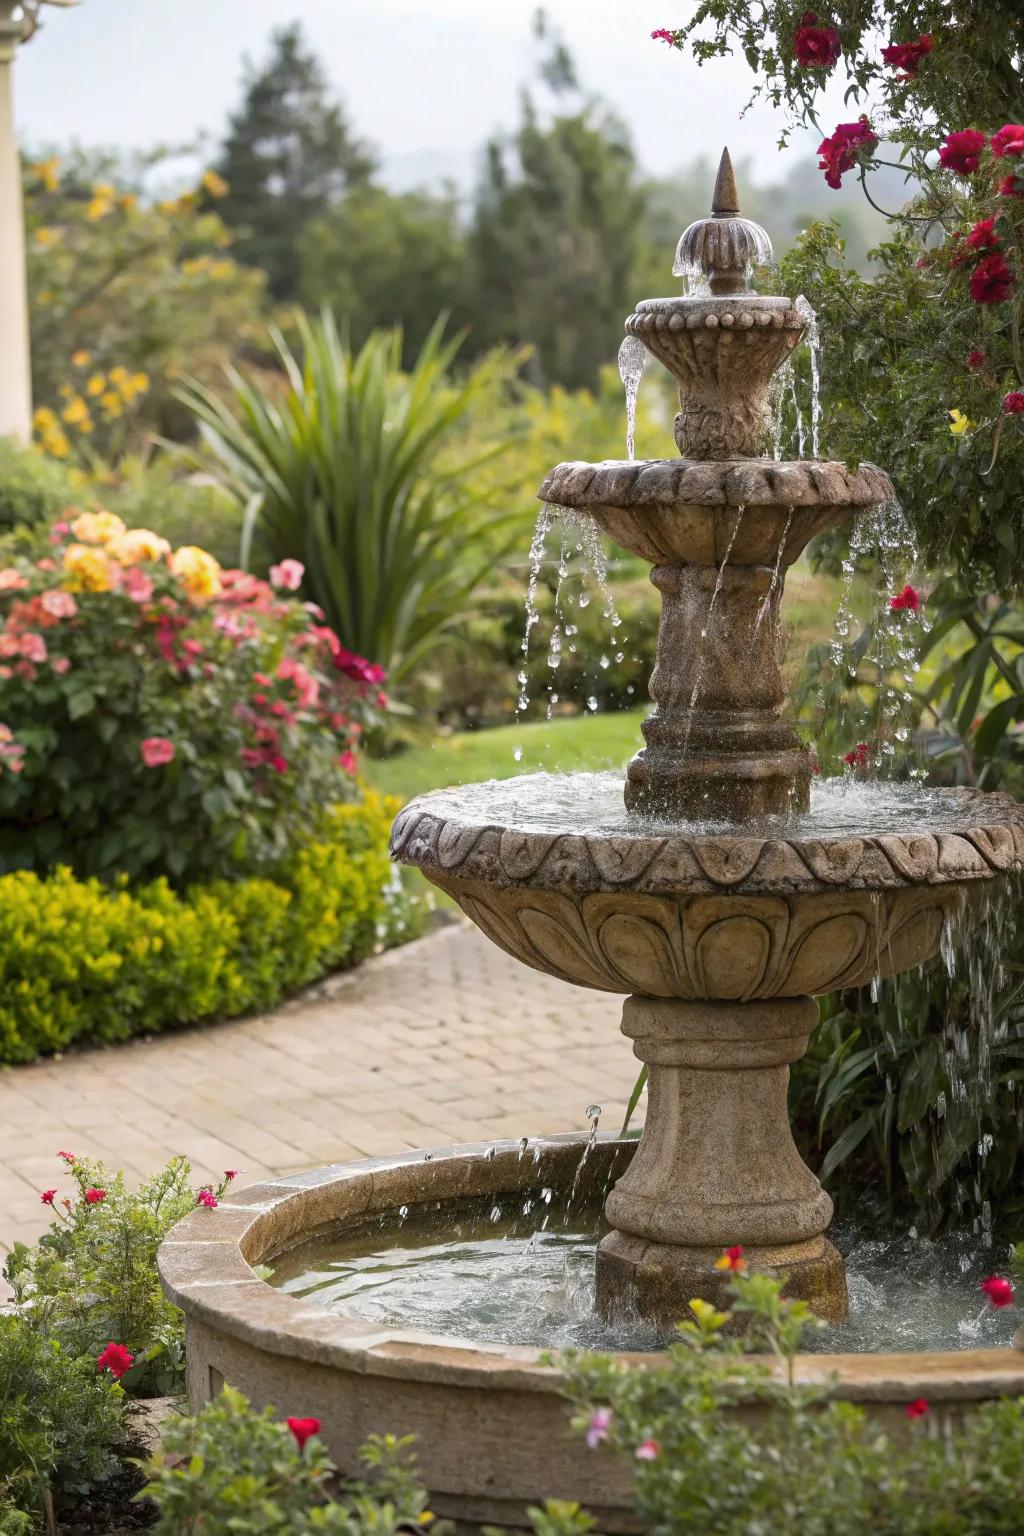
[445,879,965,1000]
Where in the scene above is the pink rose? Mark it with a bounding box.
[269,558,304,591]
[123,567,154,605]
[40,589,77,619]
[140,736,175,768]
[0,569,28,592]
[19,633,47,663]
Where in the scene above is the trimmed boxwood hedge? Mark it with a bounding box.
[0,793,422,1064]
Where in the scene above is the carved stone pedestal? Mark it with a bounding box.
[596,994,848,1325]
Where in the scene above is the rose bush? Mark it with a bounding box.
[0,511,388,884]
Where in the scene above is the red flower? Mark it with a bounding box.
[889,584,920,612]
[635,1437,662,1460]
[817,117,877,189]
[339,750,358,775]
[843,742,871,768]
[96,1342,135,1379]
[970,251,1015,304]
[224,1169,241,1180]
[1000,174,1024,197]
[83,1187,106,1204]
[40,1189,57,1205]
[140,736,175,768]
[991,124,1024,158]
[286,1416,321,1450]
[980,1275,1015,1308]
[881,34,933,77]
[939,129,987,175]
[965,217,999,251]
[714,1244,747,1271]
[196,1189,219,1209]
[1004,392,1024,415]
[905,1398,930,1419]
[57,1149,75,1162]
[794,13,840,70]
[966,348,986,370]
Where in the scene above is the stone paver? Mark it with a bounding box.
[0,922,637,1264]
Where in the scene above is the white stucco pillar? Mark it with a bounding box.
[0,3,31,443]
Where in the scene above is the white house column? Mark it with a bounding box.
[0,2,31,443]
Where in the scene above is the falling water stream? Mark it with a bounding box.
[617,336,647,461]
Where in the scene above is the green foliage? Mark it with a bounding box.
[216,23,375,300]
[143,1388,438,1536]
[0,520,380,885]
[178,313,523,684]
[0,1312,125,1524]
[564,1269,1024,1534]
[0,439,74,536]
[0,792,424,1064]
[3,1155,224,1398]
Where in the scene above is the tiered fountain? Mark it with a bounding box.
[162,153,1024,1527]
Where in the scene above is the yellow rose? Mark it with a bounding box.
[201,169,229,199]
[70,509,127,545]
[107,528,171,566]
[71,350,91,369]
[62,543,113,593]
[169,545,221,603]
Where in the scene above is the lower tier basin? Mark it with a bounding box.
[160,1137,1024,1532]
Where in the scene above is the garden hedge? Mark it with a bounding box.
[0,792,418,1064]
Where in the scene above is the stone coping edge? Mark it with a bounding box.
[158,1135,1024,1404]
[538,458,895,511]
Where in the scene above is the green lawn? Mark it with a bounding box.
[364,707,646,803]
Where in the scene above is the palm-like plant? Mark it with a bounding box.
[176,313,521,683]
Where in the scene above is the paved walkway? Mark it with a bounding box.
[0,923,636,1272]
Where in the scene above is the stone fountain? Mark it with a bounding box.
[162,152,1024,1529]
[388,149,1024,1326]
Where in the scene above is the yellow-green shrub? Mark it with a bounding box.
[0,793,421,1064]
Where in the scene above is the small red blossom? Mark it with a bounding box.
[57,1149,75,1162]
[339,749,358,775]
[224,1169,241,1180]
[817,117,876,189]
[196,1189,219,1209]
[83,1187,106,1204]
[96,1342,135,1379]
[981,1275,1015,1308]
[967,347,986,370]
[40,1189,57,1205]
[140,736,175,768]
[905,1398,930,1419]
[794,13,840,70]
[843,742,871,769]
[635,1437,661,1460]
[939,129,987,175]
[992,124,1024,159]
[966,217,1000,251]
[881,34,933,77]
[1004,392,1024,415]
[286,1416,321,1450]
[889,584,920,612]
[714,1244,747,1272]
[1000,174,1024,197]
[970,251,1015,304]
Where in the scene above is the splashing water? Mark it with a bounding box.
[673,217,772,291]
[790,370,806,460]
[617,336,646,461]
[769,361,791,461]
[677,506,746,760]
[544,524,571,721]
[795,294,822,459]
[755,506,794,633]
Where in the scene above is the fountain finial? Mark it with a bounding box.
[711,146,740,216]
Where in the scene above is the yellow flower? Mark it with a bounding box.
[108,365,129,385]
[949,409,973,435]
[99,391,123,419]
[181,256,211,277]
[71,350,91,369]
[62,543,113,592]
[169,544,222,603]
[107,528,171,566]
[201,169,229,199]
[118,193,136,213]
[118,371,150,402]
[86,373,106,398]
[688,1298,731,1329]
[61,396,90,426]
[70,509,127,545]
[34,226,60,248]
[210,260,235,280]
[31,156,60,192]
[77,418,94,435]
[87,184,115,221]
[33,406,57,429]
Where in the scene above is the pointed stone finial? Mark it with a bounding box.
[711,147,740,216]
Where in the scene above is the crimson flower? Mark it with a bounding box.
[881,34,933,77]
[1004,392,1024,415]
[817,117,876,189]
[966,348,986,370]
[1000,174,1024,197]
[889,584,920,612]
[651,28,683,46]
[140,736,175,769]
[966,217,999,251]
[939,129,987,175]
[97,1342,135,1379]
[83,1187,106,1204]
[794,13,840,69]
[905,1398,930,1419]
[286,1416,321,1450]
[714,1244,747,1272]
[970,251,1015,304]
[635,1438,661,1460]
[57,1149,75,1162]
[843,742,871,769]
[980,1275,1015,1308]
[40,1189,57,1205]
[224,1169,241,1180]
[991,124,1024,158]
[196,1189,219,1209]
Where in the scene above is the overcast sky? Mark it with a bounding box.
[13,0,862,193]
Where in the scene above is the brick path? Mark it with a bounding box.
[0,922,636,1274]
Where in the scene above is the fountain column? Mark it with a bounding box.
[597,995,847,1322]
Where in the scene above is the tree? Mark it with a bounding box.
[216,22,375,299]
